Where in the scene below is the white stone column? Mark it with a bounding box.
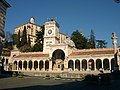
[87,60,89,71]
[64,57,68,71]
[101,60,103,70]
[32,61,34,71]
[109,60,111,71]
[73,60,75,71]
[49,60,52,71]
[80,61,82,71]
[38,61,39,71]
[27,61,29,71]
[94,60,96,71]
[17,62,18,71]
[43,60,45,71]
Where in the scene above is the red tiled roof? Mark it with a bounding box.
[14,53,49,58]
[69,48,114,56]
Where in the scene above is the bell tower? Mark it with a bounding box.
[43,18,60,53]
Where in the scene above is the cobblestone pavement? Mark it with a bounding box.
[0,77,120,90]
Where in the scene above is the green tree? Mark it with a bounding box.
[11,34,18,45]
[16,30,21,48]
[96,40,107,48]
[28,34,31,47]
[88,30,96,48]
[21,26,27,46]
[32,25,44,51]
[71,30,88,49]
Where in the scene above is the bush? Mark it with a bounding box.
[18,72,24,78]
[12,72,17,77]
[55,75,61,80]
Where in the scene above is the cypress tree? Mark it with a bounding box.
[16,30,21,48]
[21,26,27,46]
[88,30,96,48]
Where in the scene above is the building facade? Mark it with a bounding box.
[0,0,10,74]
[14,18,42,46]
[2,18,120,77]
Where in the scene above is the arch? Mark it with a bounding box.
[68,60,74,70]
[82,59,87,70]
[52,49,65,61]
[18,61,22,70]
[88,59,94,70]
[111,58,114,71]
[28,60,32,70]
[23,61,27,70]
[96,59,102,70]
[75,60,80,70]
[39,60,43,70]
[14,61,17,70]
[103,58,109,70]
[34,61,38,70]
[45,60,49,71]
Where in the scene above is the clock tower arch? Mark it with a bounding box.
[43,18,60,53]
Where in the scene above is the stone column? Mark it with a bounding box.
[80,61,82,71]
[38,61,39,71]
[73,60,75,71]
[109,60,111,71]
[64,57,68,71]
[43,60,45,71]
[112,32,119,71]
[27,61,29,71]
[32,61,34,71]
[87,61,89,71]
[49,60,52,71]
[94,60,96,71]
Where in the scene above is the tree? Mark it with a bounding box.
[3,31,13,50]
[88,30,96,48]
[32,25,44,51]
[71,30,88,49]
[11,34,18,45]
[16,30,21,48]
[21,26,27,46]
[96,40,107,48]
[28,34,31,47]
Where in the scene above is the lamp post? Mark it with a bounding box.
[112,32,119,71]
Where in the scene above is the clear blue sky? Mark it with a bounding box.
[5,0,120,47]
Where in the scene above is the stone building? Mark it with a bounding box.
[14,18,42,46]
[2,18,120,77]
[0,0,10,74]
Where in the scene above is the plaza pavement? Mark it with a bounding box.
[0,76,120,90]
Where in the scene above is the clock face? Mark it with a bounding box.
[48,30,52,34]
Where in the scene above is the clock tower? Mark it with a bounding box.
[43,18,60,53]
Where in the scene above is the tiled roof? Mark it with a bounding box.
[69,48,114,56]
[14,52,49,58]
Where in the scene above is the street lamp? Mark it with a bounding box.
[112,32,119,71]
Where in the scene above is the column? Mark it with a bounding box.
[87,60,89,71]
[27,61,29,71]
[22,61,24,71]
[64,57,68,71]
[109,60,111,71]
[38,61,39,71]
[73,60,75,71]
[80,61,82,71]
[49,60,52,71]
[94,60,96,71]
[101,60,104,71]
[43,60,45,71]
[32,61,34,71]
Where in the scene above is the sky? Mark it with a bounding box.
[5,0,120,47]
